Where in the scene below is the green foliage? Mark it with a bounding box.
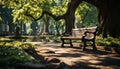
[50,0,68,15]
[0,46,31,68]
[0,0,99,35]
[0,0,43,23]
[75,2,98,27]
[48,35,61,42]
[76,1,91,17]
[96,36,120,47]
[0,0,68,23]
[0,39,36,68]
[19,42,36,49]
[0,40,35,49]
[12,1,42,23]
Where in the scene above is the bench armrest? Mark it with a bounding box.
[82,29,98,40]
[84,31,96,35]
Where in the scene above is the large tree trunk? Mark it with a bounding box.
[102,1,120,38]
[64,0,82,34]
[96,0,120,38]
[85,0,120,38]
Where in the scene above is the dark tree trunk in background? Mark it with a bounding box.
[85,0,120,38]
[43,15,50,35]
[31,21,38,35]
[0,5,14,35]
[9,23,15,35]
[23,24,26,35]
[55,22,61,35]
[19,23,26,35]
[15,24,20,37]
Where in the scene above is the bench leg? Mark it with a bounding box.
[92,40,97,51]
[69,40,73,47]
[82,40,87,51]
[61,39,65,47]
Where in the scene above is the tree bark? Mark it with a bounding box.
[62,0,83,34]
[31,21,38,35]
[85,0,120,38]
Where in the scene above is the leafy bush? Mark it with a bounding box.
[0,46,32,68]
[110,40,120,47]
[96,36,120,47]
[49,36,61,42]
[19,42,36,49]
[0,41,35,49]
[0,40,35,69]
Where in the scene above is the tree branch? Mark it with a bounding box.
[25,10,66,21]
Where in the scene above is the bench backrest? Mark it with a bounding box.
[72,27,97,37]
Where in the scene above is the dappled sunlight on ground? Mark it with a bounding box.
[31,42,120,69]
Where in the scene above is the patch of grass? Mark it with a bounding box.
[0,41,35,49]
[0,46,32,68]
[39,35,61,42]
[48,35,61,42]
[0,39,35,69]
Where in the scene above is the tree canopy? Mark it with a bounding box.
[0,0,120,38]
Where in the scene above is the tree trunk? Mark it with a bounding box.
[43,15,50,35]
[104,3,120,38]
[55,22,60,35]
[31,21,38,35]
[64,0,82,34]
[9,23,15,35]
[85,0,120,38]
[23,24,26,35]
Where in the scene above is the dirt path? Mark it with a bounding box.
[32,42,120,69]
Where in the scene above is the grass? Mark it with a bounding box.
[3,35,120,47]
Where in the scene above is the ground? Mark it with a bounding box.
[28,42,120,69]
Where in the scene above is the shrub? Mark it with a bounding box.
[110,40,120,47]
[0,46,32,68]
[96,36,120,47]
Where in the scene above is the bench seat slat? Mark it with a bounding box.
[61,36,82,40]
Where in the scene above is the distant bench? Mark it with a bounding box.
[60,27,98,51]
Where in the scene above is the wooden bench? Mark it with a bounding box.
[60,27,98,51]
